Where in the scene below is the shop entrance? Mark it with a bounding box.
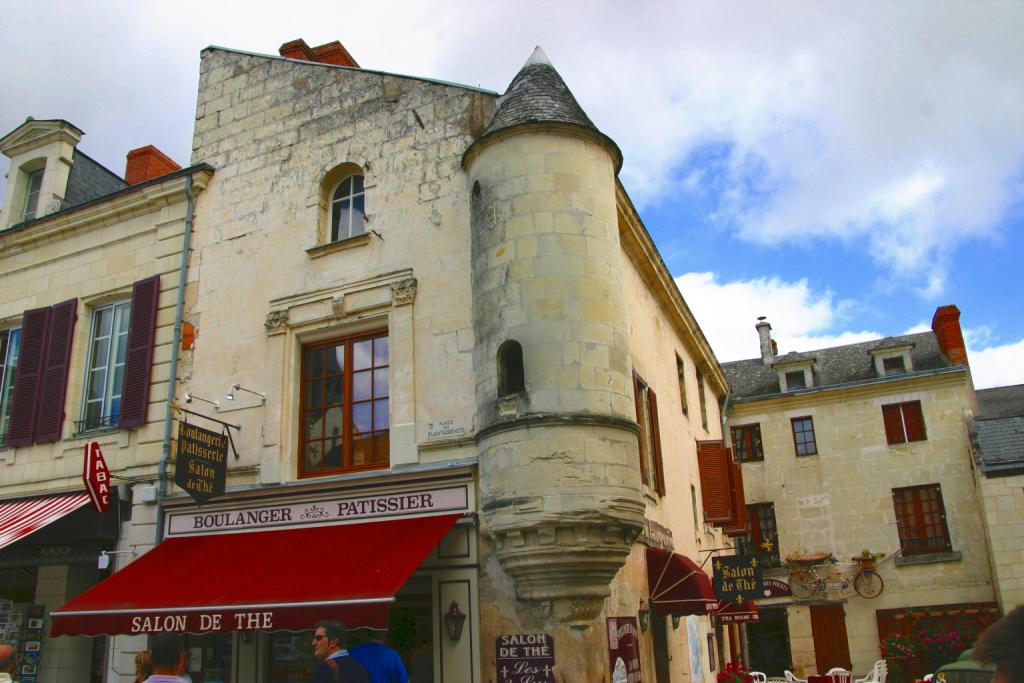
[746,608,792,676]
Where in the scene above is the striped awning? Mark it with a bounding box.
[0,493,91,550]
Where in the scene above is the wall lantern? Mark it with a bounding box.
[444,601,466,642]
[638,602,651,633]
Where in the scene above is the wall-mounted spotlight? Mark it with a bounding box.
[184,392,218,408]
[225,384,266,403]
[98,548,138,570]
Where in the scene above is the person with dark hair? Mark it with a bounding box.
[973,605,1024,683]
[0,644,16,683]
[134,650,154,683]
[142,633,188,683]
[311,620,370,683]
[349,630,408,683]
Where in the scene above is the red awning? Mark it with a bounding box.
[646,547,719,616]
[51,513,461,636]
[0,493,90,550]
[714,600,760,623]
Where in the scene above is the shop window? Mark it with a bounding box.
[0,328,20,447]
[676,355,688,416]
[736,502,781,567]
[633,372,665,495]
[791,416,817,456]
[892,484,953,555]
[882,400,926,445]
[81,301,131,431]
[497,340,525,396]
[330,174,365,242]
[696,368,708,430]
[301,330,389,477]
[731,424,763,462]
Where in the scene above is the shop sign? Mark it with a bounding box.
[607,616,643,683]
[82,442,112,512]
[496,633,555,683]
[175,422,228,504]
[715,606,760,624]
[166,485,470,536]
[762,577,791,598]
[712,554,764,606]
[639,518,674,551]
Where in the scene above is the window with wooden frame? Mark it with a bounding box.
[330,174,365,242]
[81,301,131,431]
[633,372,665,496]
[21,168,44,223]
[301,330,389,477]
[892,484,953,555]
[882,400,927,445]
[676,355,688,416]
[696,368,708,430]
[736,502,781,567]
[791,416,818,456]
[0,328,20,447]
[731,424,764,462]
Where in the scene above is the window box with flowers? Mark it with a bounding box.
[718,661,753,683]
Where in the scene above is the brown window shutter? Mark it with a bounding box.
[649,388,666,496]
[903,402,927,441]
[697,440,733,523]
[633,371,648,485]
[119,275,161,429]
[34,299,78,443]
[6,307,52,447]
[882,404,904,444]
[725,456,748,536]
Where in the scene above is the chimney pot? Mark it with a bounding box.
[279,39,359,67]
[125,145,181,185]
[931,305,968,366]
[756,318,774,366]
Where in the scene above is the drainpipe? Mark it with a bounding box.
[155,173,195,544]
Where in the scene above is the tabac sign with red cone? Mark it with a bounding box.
[83,441,112,512]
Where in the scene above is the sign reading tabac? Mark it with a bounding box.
[175,422,228,504]
[83,442,112,512]
[496,634,555,683]
[713,554,764,606]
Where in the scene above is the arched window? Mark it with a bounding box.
[330,174,365,242]
[497,340,525,397]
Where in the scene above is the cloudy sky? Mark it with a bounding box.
[2,1,1022,389]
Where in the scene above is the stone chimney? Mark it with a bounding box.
[931,305,968,366]
[757,317,774,366]
[125,146,181,185]
[279,39,359,67]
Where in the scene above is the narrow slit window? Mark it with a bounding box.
[497,340,525,396]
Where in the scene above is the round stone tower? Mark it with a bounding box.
[463,48,645,622]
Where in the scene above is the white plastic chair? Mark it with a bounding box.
[751,673,768,683]
[827,668,853,683]
[785,671,808,683]
[854,660,887,683]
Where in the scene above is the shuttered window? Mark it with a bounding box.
[0,328,21,447]
[5,307,52,447]
[731,424,764,462]
[892,484,952,555]
[882,401,927,445]
[698,440,733,524]
[118,275,161,429]
[81,301,131,431]
[723,459,748,536]
[633,372,666,496]
[35,299,78,443]
[736,502,781,567]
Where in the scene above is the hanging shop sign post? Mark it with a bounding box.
[83,442,112,512]
[175,422,229,504]
[607,616,643,683]
[712,554,764,606]
[496,633,556,683]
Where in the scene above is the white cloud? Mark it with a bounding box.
[967,338,1024,390]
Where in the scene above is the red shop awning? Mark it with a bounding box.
[51,513,461,637]
[0,493,90,550]
[714,600,760,624]
[646,547,719,616]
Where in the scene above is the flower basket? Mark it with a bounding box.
[852,550,884,568]
[785,551,833,565]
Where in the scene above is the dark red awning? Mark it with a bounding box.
[714,600,760,623]
[51,513,460,636]
[646,547,719,616]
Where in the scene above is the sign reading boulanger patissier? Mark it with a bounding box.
[175,422,228,504]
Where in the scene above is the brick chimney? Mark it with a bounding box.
[931,305,968,366]
[125,146,181,185]
[756,317,774,366]
[279,39,359,67]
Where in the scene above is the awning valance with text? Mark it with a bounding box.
[645,546,719,616]
[50,513,461,636]
[714,600,760,623]
[0,493,90,550]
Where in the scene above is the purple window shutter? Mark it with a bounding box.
[34,299,78,443]
[119,275,160,429]
[6,307,52,447]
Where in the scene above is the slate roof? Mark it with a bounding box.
[64,149,127,208]
[723,331,959,400]
[974,384,1024,473]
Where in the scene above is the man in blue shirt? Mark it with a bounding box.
[310,621,370,683]
[349,630,409,683]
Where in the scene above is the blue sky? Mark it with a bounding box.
[2,0,1022,388]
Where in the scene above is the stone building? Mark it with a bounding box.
[721,306,1000,678]
[970,383,1024,610]
[2,40,752,682]
[0,118,209,682]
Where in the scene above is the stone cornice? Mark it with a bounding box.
[615,181,729,395]
[475,412,640,442]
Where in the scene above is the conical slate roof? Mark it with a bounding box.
[479,47,599,138]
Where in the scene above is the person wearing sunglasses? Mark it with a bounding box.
[310,620,370,683]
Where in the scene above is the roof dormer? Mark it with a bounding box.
[774,354,816,392]
[0,118,83,228]
[869,342,914,377]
